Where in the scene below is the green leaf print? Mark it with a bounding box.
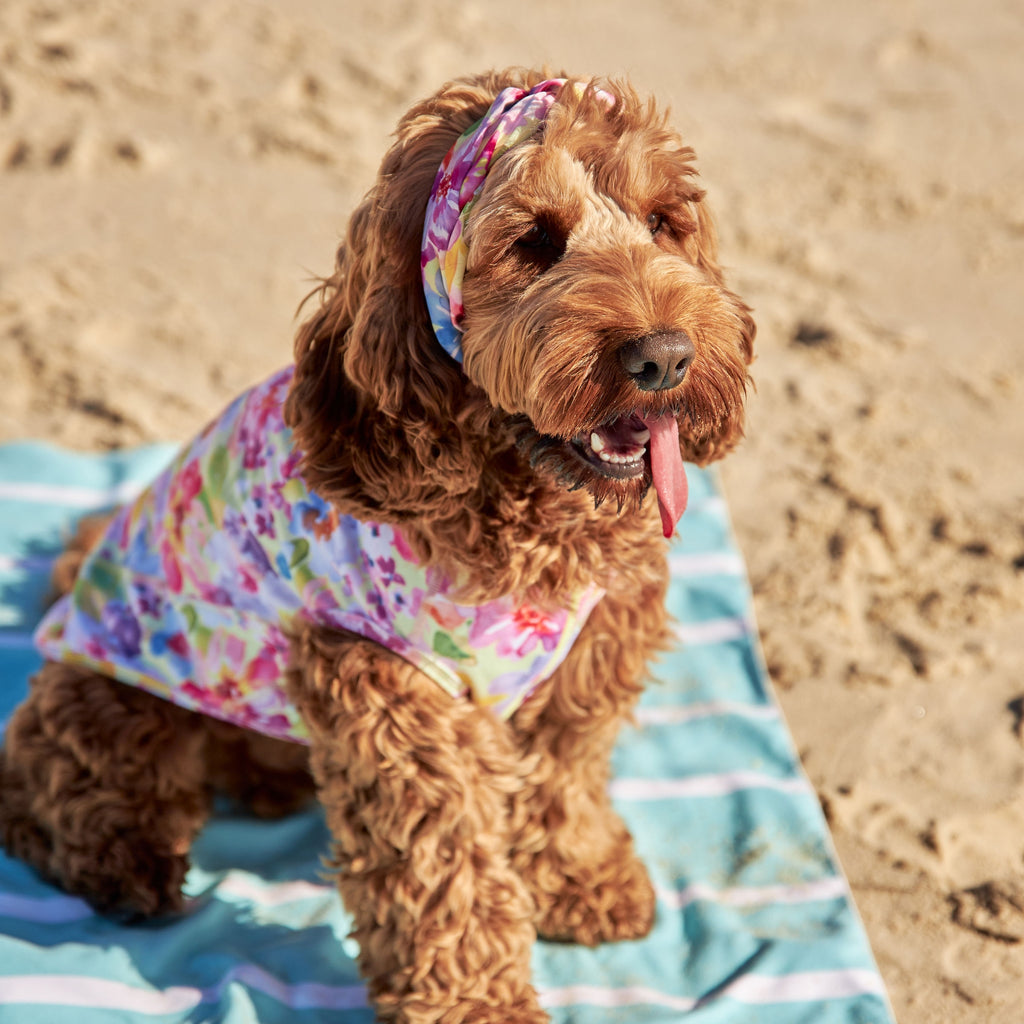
[84,558,121,596]
[192,625,213,654]
[206,445,230,496]
[432,632,471,661]
[289,538,310,568]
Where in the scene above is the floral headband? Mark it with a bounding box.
[421,79,612,362]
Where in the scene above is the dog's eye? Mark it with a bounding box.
[514,220,566,269]
[518,224,554,249]
[646,212,665,235]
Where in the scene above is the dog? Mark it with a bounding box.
[0,69,754,1023]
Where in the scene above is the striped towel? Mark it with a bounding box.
[0,441,895,1023]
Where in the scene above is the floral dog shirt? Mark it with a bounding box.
[34,368,604,743]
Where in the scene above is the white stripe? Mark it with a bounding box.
[0,975,202,1013]
[0,969,368,1013]
[609,771,812,801]
[668,551,745,577]
[214,874,335,907]
[722,968,888,1003]
[540,984,696,1012]
[0,892,94,923]
[658,875,850,912]
[0,554,56,574]
[634,701,778,727]
[675,616,753,646]
[0,632,34,650]
[0,480,144,508]
[539,968,886,1010]
[0,970,887,1015]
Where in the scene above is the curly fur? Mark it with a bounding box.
[0,68,754,1023]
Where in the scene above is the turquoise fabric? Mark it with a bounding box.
[0,442,895,1022]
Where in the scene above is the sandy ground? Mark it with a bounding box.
[3,0,1024,1019]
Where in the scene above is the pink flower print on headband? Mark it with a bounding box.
[421,79,614,363]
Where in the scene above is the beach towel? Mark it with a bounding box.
[0,441,896,1023]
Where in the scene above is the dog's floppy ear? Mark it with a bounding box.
[286,71,546,519]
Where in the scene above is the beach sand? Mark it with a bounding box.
[2,0,1023,1018]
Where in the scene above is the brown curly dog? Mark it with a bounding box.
[0,69,754,1024]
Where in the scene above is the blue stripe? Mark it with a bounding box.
[613,714,801,780]
[620,789,836,890]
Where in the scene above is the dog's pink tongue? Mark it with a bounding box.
[641,412,688,538]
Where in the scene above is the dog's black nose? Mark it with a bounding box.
[618,331,695,392]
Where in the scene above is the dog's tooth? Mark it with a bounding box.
[628,426,651,445]
[590,431,606,454]
[596,443,644,468]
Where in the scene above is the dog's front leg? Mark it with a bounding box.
[510,581,670,946]
[289,626,547,1024]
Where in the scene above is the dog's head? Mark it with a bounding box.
[287,69,754,537]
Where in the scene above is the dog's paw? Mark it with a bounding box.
[533,852,656,946]
[0,774,186,919]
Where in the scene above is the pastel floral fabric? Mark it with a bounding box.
[35,368,604,742]
[420,78,568,362]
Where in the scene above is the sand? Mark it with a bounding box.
[2,0,1023,1019]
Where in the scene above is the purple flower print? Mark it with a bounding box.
[301,580,341,617]
[198,583,234,607]
[240,531,274,576]
[223,507,248,541]
[280,450,302,482]
[132,580,163,618]
[366,587,388,621]
[238,423,270,472]
[100,601,142,659]
[376,556,406,588]
[254,509,276,539]
[268,480,287,510]
[252,482,286,515]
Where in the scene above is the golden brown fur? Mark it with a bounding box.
[0,68,753,1022]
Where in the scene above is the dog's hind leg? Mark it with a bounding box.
[0,661,211,919]
[289,625,548,1024]
[203,717,316,819]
